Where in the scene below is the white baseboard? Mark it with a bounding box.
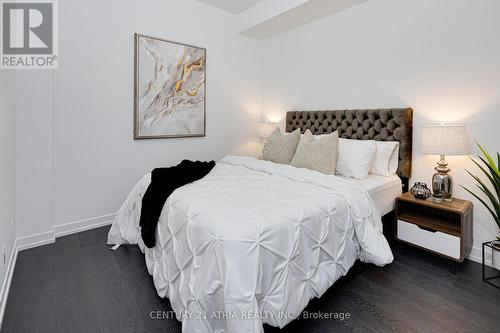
[14,213,116,250]
[53,213,115,238]
[0,239,18,331]
[468,245,495,267]
[468,246,484,265]
[16,230,55,251]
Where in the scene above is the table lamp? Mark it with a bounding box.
[421,124,470,203]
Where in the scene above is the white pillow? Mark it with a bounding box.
[336,138,377,179]
[370,141,400,177]
[388,143,400,174]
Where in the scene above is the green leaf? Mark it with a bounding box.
[465,170,500,211]
[465,142,500,231]
[477,143,500,178]
[477,156,500,196]
[469,158,499,197]
[475,184,500,217]
[462,186,500,229]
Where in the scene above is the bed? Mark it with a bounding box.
[108,108,413,333]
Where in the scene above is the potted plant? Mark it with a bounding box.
[462,143,500,267]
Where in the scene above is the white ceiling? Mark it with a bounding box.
[196,0,368,39]
[197,0,263,14]
[239,0,367,39]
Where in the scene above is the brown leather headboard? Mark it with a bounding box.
[286,108,413,183]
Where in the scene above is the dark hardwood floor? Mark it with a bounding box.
[1,226,499,333]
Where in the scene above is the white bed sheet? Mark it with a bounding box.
[108,156,394,333]
[339,174,402,216]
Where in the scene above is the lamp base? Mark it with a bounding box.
[432,194,443,203]
[432,155,452,203]
[432,195,453,203]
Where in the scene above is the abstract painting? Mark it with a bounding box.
[134,34,206,139]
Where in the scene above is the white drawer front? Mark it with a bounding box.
[397,219,461,259]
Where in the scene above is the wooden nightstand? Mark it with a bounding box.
[395,192,473,262]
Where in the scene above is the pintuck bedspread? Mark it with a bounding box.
[108,156,393,333]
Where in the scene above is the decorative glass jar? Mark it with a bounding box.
[410,182,432,200]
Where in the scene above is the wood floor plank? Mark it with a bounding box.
[348,273,451,333]
[263,317,326,333]
[393,242,500,309]
[264,299,368,333]
[362,262,496,333]
[82,240,147,333]
[333,286,414,332]
[0,254,23,333]
[78,226,109,246]
[453,261,500,300]
[54,234,101,333]
[266,271,379,333]
[313,296,379,333]
[112,245,182,333]
[14,244,55,302]
[5,245,56,333]
[9,291,56,333]
[391,243,459,285]
[292,276,383,333]
[410,268,500,325]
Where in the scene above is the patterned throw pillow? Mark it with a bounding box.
[290,130,339,174]
[261,128,301,164]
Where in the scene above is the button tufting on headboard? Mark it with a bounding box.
[286,108,413,180]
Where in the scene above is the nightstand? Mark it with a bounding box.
[395,192,473,262]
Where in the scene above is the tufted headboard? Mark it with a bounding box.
[286,108,413,190]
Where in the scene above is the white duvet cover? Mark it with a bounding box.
[108,156,393,333]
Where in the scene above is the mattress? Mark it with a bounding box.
[339,174,402,216]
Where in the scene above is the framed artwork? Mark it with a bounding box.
[134,33,206,139]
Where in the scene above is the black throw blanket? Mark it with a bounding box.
[140,159,216,248]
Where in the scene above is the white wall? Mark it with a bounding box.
[14,0,263,239]
[15,72,53,241]
[0,69,16,324]
[261,0,500,261]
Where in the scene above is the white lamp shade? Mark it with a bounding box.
[257,122,278,138]
[421,125,470,156]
